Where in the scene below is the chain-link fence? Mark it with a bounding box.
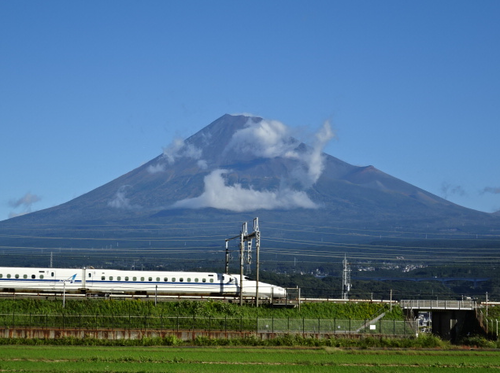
[0,313,417,337]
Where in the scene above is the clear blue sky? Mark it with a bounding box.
[1,0,499,221]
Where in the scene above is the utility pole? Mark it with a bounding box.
[225,218,261,307]
[239,222,246,306]
[341,254,351,300]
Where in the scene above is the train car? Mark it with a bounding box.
[0,267,286,299]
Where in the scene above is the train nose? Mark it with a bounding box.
[274,286,287,298]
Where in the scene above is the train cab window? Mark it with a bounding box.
[164,277,168,282]
[101,276,105,281]
[140,277,145,281]
[125,277,129,281]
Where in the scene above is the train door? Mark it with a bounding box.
[84,269,96,292]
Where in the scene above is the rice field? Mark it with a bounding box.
[0,345,499,372]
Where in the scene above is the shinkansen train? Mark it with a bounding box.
[0,266,287,299]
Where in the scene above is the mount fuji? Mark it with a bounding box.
[1,114,498,257]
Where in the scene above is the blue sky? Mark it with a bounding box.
[1,0,499,221]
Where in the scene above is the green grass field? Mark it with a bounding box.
[0,345,499,372]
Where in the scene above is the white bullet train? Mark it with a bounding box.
[0,266,287,299]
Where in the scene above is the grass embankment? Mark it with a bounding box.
[0,298,404,319]
[1,299,498,348]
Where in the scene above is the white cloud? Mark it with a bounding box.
[172,169,318,212]
[227,118,299,159]
[197,159,208,170]
[8,192,41,218]
[482,186,500,195]
[163,138,202,164]
[9,192,41,208]
[108,186,140,210]
[148,137,205,174]
[301,120,335,187]
[147,163,166,174]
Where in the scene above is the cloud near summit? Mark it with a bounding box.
[170,117,335,212]
[226,118,298,159]
[227,118,334,188]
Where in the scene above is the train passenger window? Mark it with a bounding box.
[156,277,160,282]
[117,276,121,281]
[7,274,11,279]
[133,277,137,281]
[0,274,3,279]
[31,275,36,279]
[101,276,105,281]
[88,273,92,278]
[148,277,152,282]
[40,275,44,279]
[202,279,206,283]
[15,274,19,279]
[210,279,214,283]
[195,278,199,282]
[179,278,184,282]
[164,277,168,282]
[172,278,176,282]
[109,276,113,281]
[187,278,191,282]
[51,272,55,277]
[125,277,129,281]
[23,275,28,279]
[140,277,145,281]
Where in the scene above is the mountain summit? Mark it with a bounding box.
[1,114,498,251]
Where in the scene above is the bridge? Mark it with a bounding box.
[400,299,479,342]
[400,299,476,311]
